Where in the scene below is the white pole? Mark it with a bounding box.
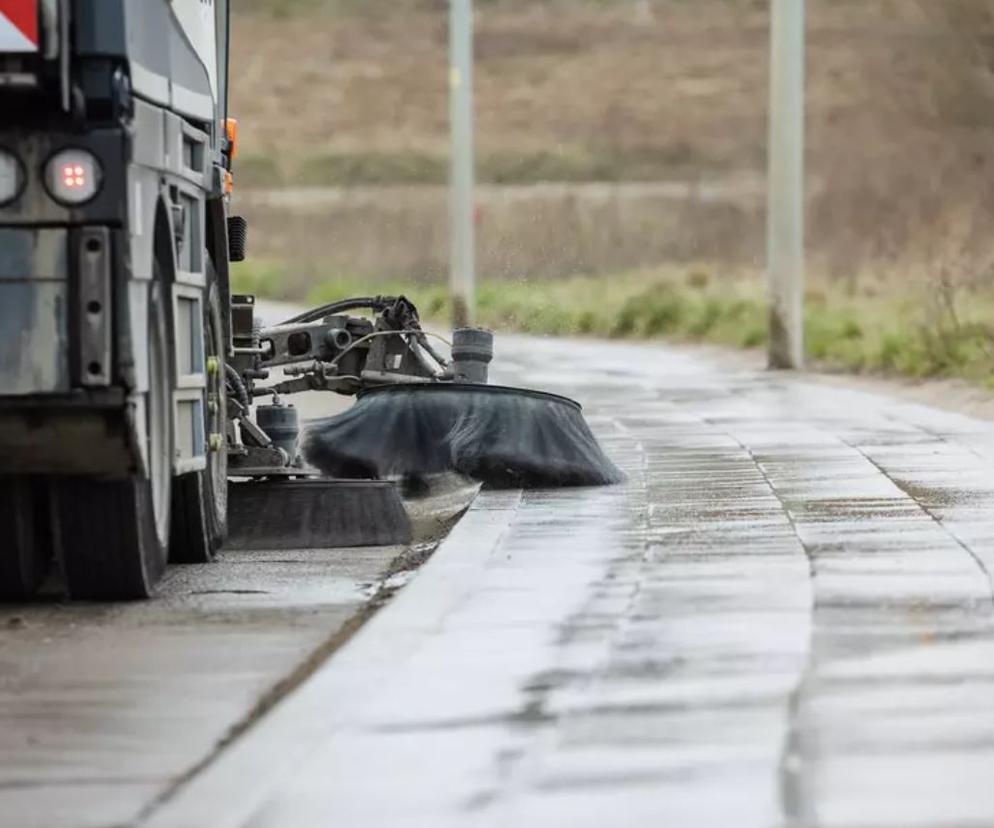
[449,0,476,328]
[767,0,806,370]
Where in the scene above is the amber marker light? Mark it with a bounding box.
[225,118,239,160]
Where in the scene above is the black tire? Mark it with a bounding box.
[57,272,173,600]
[170,276,228,563]
[0,479,51,600]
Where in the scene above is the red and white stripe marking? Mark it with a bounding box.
[0,0,38,53]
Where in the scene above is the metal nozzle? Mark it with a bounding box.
[451,328,494,384]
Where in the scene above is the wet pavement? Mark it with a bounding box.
[0,543,406,828]
[0,331,477,828]
[148,334,994,828]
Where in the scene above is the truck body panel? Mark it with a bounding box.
[74,0,216,123]
[0,226,68,395]
[0,281,69,394]
[0,0,222,479]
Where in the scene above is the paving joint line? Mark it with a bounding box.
[141,490,524,828]
[464,417,651,819]
[701,415,819,828]
[136,543,424,826]
[842,436,994,610]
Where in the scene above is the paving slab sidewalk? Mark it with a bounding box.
[147,336,994,828]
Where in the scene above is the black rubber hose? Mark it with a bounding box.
[281,297,394,326]
[225,363,251,412]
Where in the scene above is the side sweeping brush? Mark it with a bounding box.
[302,383,625,489]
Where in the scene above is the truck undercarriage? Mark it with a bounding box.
[0,0,619,601]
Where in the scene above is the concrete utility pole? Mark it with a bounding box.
[767,0,806,370]
[449,0,476,328]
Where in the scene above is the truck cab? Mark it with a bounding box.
[0,0,234,599]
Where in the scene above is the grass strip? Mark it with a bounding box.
[233,260,994,386]
[235,146,722,189]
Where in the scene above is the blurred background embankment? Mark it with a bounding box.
[231,0,994,381]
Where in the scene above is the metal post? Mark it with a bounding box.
[767,0,806,370]
[449,0,475,328]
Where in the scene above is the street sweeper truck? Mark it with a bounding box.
[0,0,621,602]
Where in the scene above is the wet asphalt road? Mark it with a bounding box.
[151,333,994,828]
[7,325,994,827]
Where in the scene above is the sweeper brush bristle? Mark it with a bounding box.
[303,384,625,489]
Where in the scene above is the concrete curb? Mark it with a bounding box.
[142,490,521,828]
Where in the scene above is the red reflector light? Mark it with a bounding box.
[62,165,86,188]
[45,149,102,205]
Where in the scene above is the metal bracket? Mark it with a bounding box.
[74,227,112,388]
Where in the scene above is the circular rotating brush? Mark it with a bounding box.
[302,384,625,489]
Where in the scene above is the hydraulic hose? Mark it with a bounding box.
[225,363,251,412]
[281,297,394,326]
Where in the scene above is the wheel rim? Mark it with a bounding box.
[148,285,171,547]
[206,290,227,524]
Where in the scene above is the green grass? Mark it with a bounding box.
[236,0,363,18]
[296,152,449,187]
[236,145,720,189]
[232,260,994,385]
[230,260,288,299]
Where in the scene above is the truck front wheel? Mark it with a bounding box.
[56,274,173,600]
